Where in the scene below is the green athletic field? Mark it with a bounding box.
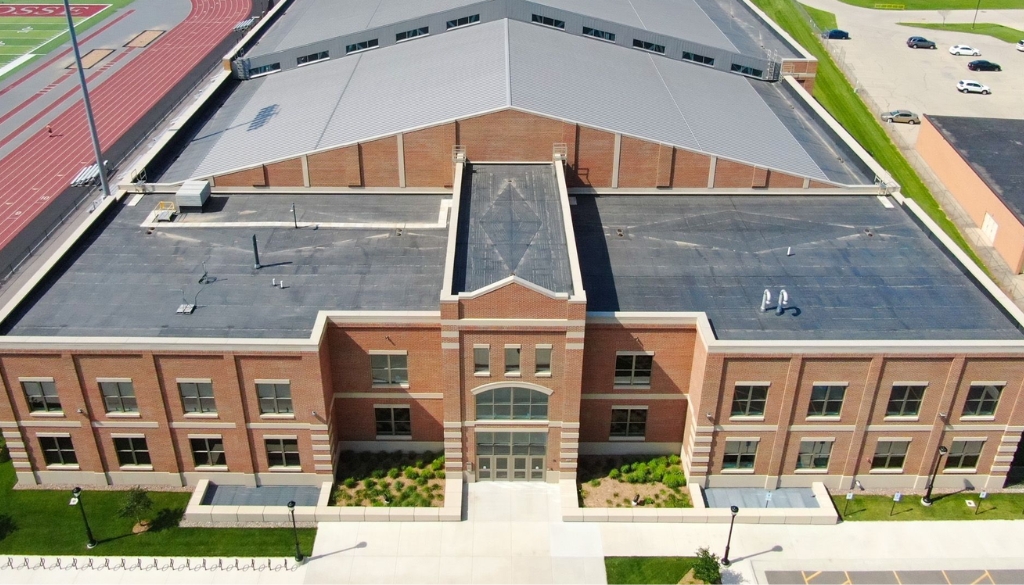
[0,0,136,81]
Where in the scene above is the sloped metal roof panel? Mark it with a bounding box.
[532,0,737,51]
[249,0,483,57]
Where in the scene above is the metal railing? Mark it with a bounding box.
[0,555,301,573]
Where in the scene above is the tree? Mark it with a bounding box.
[693,546,723,584]
[118,486,154,529]
[938,10,951,24]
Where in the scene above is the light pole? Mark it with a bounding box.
[287,500,304,563]
[921,445,948,506]
[69,487,97,549]
[972,0,982,28]
[60,0,111,198]
[721,505,739,566]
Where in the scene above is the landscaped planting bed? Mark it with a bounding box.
[577,455,692,508]
[332,451,445,507]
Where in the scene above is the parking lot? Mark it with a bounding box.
[766,569,1024,584]
[801,0,1024,132]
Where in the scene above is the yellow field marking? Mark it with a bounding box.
[942,570,952,585]
[893,571,903,585]
[843,570,852,585]
[972,570,995,585]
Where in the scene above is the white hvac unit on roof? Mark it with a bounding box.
[175,180,211,211]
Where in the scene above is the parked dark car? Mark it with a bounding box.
[822,29,850,40]
[968,59,1002,71]
[907,36,936,49]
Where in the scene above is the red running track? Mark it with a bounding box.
[0,0,251,250]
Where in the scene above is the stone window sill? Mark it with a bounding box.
[106,412,141,418]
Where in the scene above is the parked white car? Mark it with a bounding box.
[1017,40,1024,52]
[957,79,991,94]
[949,44,981,56]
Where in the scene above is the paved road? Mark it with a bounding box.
[801,0,1024,122]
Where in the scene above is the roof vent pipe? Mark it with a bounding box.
[252,234,261,269]
[761,289,771,312]
[776,289,789,315]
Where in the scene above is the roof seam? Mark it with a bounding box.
[625,0,648,30]
[314,53,364,150]
[647,56,702,153]
[504,18,512,106]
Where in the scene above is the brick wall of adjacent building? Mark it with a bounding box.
[404,124,457,188]
[917,116,1024,273]
[264,158,305,187]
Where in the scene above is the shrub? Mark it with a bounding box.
[394,480,405,490]
[422,470,436,480]
[626,470,646,484]
[404,467,420,480]
[619,464,631,475]
[387,468,401,479]
[343,477,357,489]
[415,459,425,469]
[663,473,685,489]
[370,469,386,479]
[608,468,621,480]
[436,470,446,479]
[363,478,377,489]
[118,486,153,527]
[589,478,601,487]
[669,454,681,465]
[431,457,444,471]
[693,547,722,584]
[416,475,429,486]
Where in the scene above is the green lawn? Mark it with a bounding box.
[836,0,1024,9]
[0,0,139,80]
[752,0,988,273]
[606,557,702,585]
[899,22,1024,44]
[0,449,316,556]
[802,4,839,31]
[833,492,1024,521]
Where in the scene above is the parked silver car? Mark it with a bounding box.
[880,110,920,124]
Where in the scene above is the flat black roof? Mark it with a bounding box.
[3,194,450,339]
[453,164,573,295]
[573,194,1023,341]
[928,115,1024,226]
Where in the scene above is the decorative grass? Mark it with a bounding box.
[605,557,702,585]
[333,450,445,507]
[577,454,692,508]
[899,22,1024,44]
[752,0,989,274]
[833,492,1024,520]
[0,444,316,556]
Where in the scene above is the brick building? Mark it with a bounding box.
[2,0,1023,494]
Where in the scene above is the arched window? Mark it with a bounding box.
[476,387,548,420]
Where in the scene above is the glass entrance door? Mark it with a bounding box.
[476,431,546,481]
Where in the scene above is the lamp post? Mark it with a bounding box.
[69,487,97,549]
[721,505,739,566]
[972,0,982,28]
[921,445,948,506]
[287,500,304,563]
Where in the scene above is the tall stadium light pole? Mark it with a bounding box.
[62,0,111,198]
[972,0,981,28]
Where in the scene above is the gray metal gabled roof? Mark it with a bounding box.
[249,0,482,58]
[161,19,837,184]
[533,0,737,52]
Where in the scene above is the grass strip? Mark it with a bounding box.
[606,556,701,584]
[753,0,988,272]
[834,0,1024,10]
[802,4,838,31]
[0,449,316,557]
[834,492,1024,520]
[899,22,1024,44]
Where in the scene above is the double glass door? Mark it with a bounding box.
[476,431,546,481]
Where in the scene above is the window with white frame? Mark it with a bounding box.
[296,50,328,65]
[796,440,832,470]
[190,437,226,467]
[945,440,984,469]
[345,38,378,54]
[396,26,428,41]
[614,353,653,387]
[871,440,908,469]
[371,353,408,385]
[583,26,615,42]
[474,346,490,375]
[531,14,565,29]
[257,381,292,414]
[249,62,280,76]
[535,346,552,376]
[633,39,665,54]
[22,379,61,413]
[886,384,925,417]
[179,381,216,414]
[266,438,300,468]
[808,384,846,417]
[610,407,647,438]
[964,384,1002,416]
[40,436,76,465]
[681,51,714,66]
[114,437,150,466]
[731,384,768,417]
[723,440,757,469]
[100,380,137,413]
[476,387,548,420]
[505,346,521,376]
[375,406,412,436]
